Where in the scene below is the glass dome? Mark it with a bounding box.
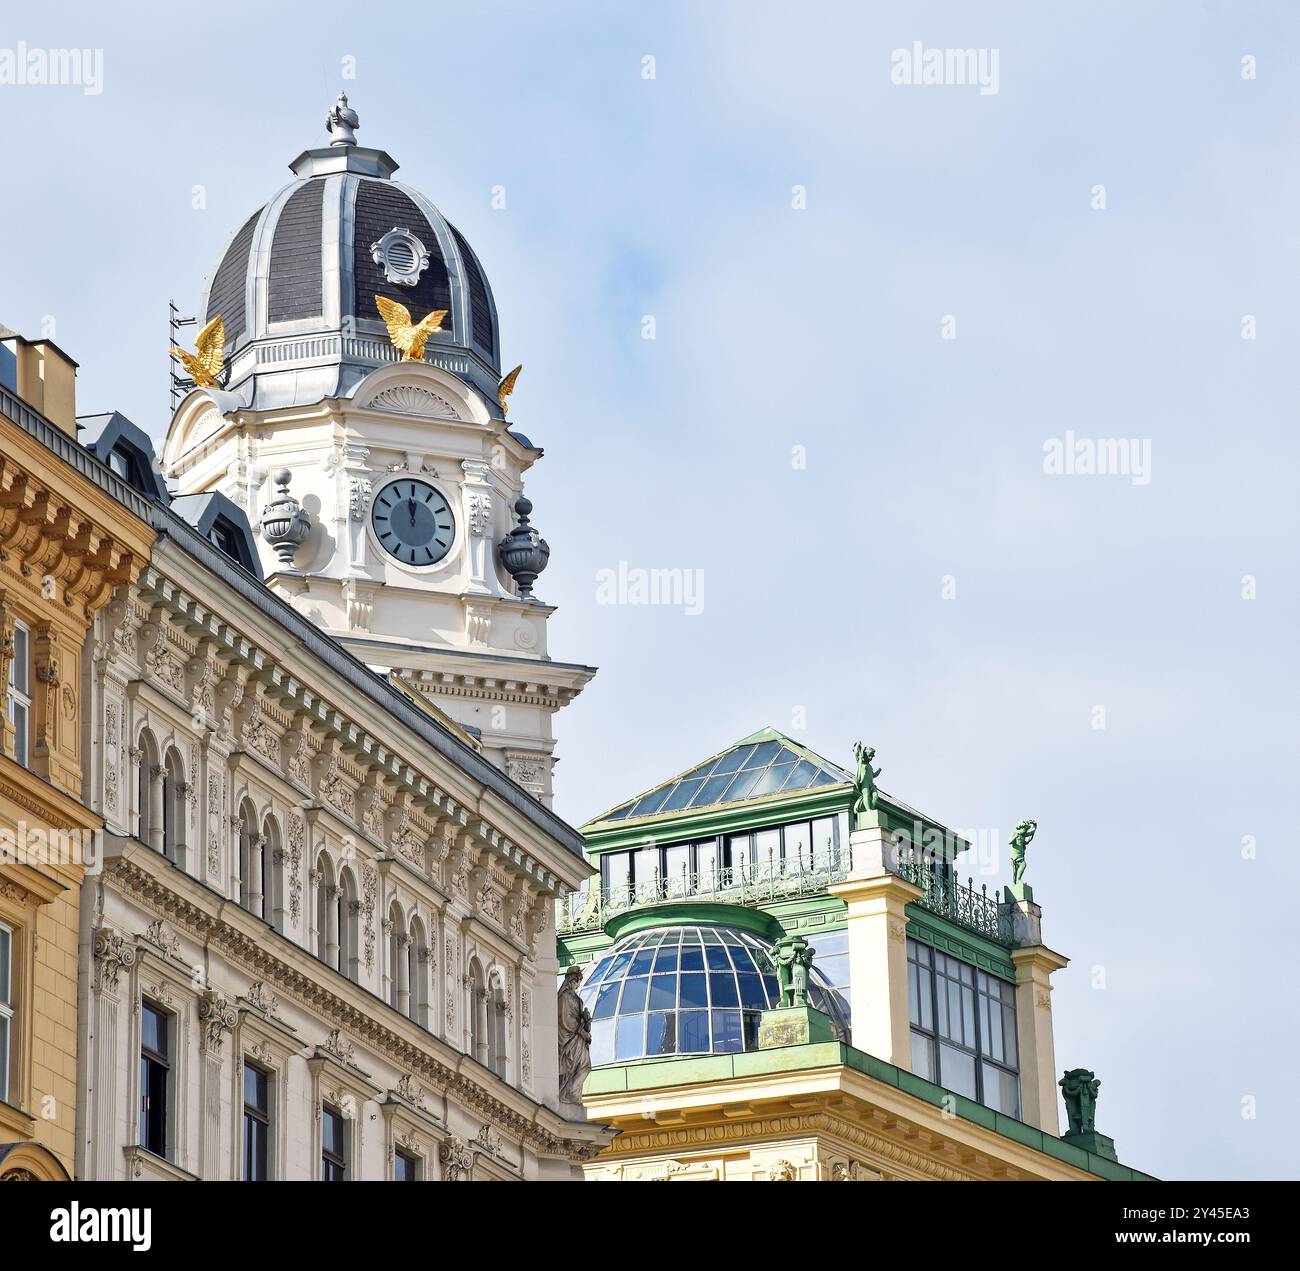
[578,924,851,1066]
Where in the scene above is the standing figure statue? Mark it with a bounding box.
[1059,1068,1101,1136]
[557,966,592,1106]
[1008,818,1037,887]
[772,934,815,1008]
[851,742,882,821]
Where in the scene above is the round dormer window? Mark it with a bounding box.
[370,227,430,287]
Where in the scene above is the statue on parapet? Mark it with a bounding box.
[851,742,882,822]
[773,934,815,1008]
[1059,1068,1100,1136]
[557,966,592,1106]
[1009,818,1037,886]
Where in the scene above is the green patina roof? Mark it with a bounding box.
[590,728,852,827]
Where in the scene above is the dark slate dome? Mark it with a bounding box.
[199,94,501,411]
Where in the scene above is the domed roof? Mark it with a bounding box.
[198,94,501,412]
[578,923,851,1066]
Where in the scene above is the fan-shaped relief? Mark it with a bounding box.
[362,384,465,420]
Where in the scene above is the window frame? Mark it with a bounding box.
[321,1103,348,1181]
[0,920,13,1104]
[242,1059,272,1181]
[139,1000,172,1159]
[907,938,1020,1118]
[6,620,31,768]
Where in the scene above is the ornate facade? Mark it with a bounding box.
[0,333,153,1181]
[71,435,609,1181]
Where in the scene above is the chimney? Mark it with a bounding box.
[0,324,79,436]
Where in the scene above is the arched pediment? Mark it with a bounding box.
[349,362,489,426]
[163,388,244,472]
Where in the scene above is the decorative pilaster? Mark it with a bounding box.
[1008,944,1069,1133]
[826,821,921,1068]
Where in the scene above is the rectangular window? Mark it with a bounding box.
[394,1148,419,1181]
[906,938,1019,1117]
[7,622,31,768]
[140,1002,170,1157]
[243,1062,271,1180]
[601,851,631,902]
[321,1105,347,1181]
[0,922,12,1104]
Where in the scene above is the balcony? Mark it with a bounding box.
[895,848,1014,946]
[557,854,849,935]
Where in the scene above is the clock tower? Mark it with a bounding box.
[162,96,593,805]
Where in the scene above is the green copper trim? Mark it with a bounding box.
[604,902,780,943]
[584,1042,1156,1182]
[905,908,1017,981]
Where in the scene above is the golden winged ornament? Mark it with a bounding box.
[375,295,447,361]
[170,315,225,388]
[497,363,522,417]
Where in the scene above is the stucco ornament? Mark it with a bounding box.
[557,966,592,1105]
[850,741,881,823]
[1060,1068,1101,1136]
[1009,819,1037,887]
[772,934,814,1008]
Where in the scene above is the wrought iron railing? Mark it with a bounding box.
[895,847,1012,946]
[556,854,848,935]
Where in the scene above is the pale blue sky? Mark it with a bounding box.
[3,0,1297,1179]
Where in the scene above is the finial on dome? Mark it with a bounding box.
[325,92,360,147]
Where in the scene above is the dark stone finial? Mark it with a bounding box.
[497,496,549,602]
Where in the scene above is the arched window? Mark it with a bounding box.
[137,731,162,852]
[263,816,284,933]
[315,853,337,966]
[337,867,359,984]
[488,971,508,1079]
[237,799,262,916]
[408,916,428,1027]
[468,958,487,1065]
[162,748,186,867]
[387,901,406,1012]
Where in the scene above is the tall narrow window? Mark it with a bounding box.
[140,1002,170,1157]
[162,750,185,864]
[0,921,13,1103]
[6,622,31,768]
[243,1062,271,1180]
[907,938,1019,1117]
[394,1148,419,1180]
[321,1105,347,1181]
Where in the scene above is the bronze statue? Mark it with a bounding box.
[557,966,592,1105]
[851,742,881,820]
[1009,818,1037,886]
[773,934,815,1008]
[1060,1068,1100,1136]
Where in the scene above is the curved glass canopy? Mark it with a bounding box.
[577,924,851,1066]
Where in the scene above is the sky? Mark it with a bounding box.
[2,0,1297,1180]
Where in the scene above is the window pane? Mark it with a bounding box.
[712,1010,743,1053]
[619,977,648,1013]
[911,1029,935,1082]
[938,1043,977,1099]
[982,1062,1020,1116]
[737,973,767,1009]
[0,926,10,1004]
[12,627,28,693]
[614,1014,644,1061]
[653,945,679,972]
[783,821,811,869]
[648,974,676,1010]
[678,974,708,1009]
[679,945,704,972]
[142,1004,167,1056]
[708,973,739,1007]
[646,1011,676,1055]
[593,983,620,1020]
[753,829,780,868]
[590,1018,614,1065]
[677,1010,708,1053]
[0,1013,9,1102]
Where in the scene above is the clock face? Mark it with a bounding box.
[371,479,456,566]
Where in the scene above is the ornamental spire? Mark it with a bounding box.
[325,92,359,147]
